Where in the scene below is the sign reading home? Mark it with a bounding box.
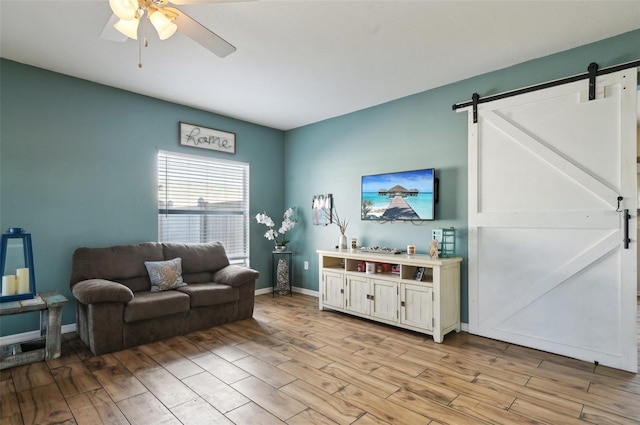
[179,122,236,154]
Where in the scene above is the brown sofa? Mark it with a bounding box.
[70,241,259,355]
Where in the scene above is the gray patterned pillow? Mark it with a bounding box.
[144,257,187,292]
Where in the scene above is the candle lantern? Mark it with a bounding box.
[431,227,456,258]
[1,228,36,302]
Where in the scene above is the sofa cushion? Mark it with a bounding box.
[144,257,187,292]
[182,271,213,284]
[124,290,190,323]
[162,242,230,274]
[71,242,164,290]
[117,276,153,293]
[177,283,238,308]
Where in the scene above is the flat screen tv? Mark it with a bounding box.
[361,168,437,221]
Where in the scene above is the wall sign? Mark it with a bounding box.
[179,122,236,154]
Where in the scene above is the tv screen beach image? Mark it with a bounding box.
[361,169,435,221]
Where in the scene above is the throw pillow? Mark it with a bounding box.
[144,257,187,292]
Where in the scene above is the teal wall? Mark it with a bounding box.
[1,29,639,336]
[285,29,640,324]
[0,60,284,335]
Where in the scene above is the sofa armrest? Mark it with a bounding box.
[72,279,134,304]
[213,265,260,287]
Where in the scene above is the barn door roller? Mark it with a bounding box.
[587,62,598,100]
[472,93,480,123]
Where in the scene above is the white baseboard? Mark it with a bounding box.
[0,324,77,347]
[255,287,273,296]
[256,286,319,297]
[293,287,319,297]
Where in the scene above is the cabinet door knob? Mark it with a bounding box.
[401,301,405,307]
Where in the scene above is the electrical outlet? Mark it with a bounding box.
[304,261,309,270]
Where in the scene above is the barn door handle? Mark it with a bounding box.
[623,208,630,249]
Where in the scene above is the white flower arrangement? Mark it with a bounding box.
[255,207,297,246]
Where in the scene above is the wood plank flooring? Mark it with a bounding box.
[1,294,639,425]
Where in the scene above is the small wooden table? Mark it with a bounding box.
[0,291,68,369]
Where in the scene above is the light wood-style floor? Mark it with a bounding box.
[2,294,639,425]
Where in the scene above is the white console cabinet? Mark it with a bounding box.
[317,249,462,342]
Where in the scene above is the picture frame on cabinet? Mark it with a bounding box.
[414,267,425,281]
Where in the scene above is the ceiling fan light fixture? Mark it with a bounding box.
[109,0,139,21]
[149,11,177,40]
[114,18,139,40]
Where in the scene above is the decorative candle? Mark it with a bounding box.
[407,245,416,255]
[16,268,30,294]
[2,275,16,296]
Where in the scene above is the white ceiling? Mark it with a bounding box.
[1,0,639,131]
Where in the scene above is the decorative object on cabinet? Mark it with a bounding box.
[312,194,333,226]
[1,228,36,303]
[332,205,349,250]
[255,207,297,250]
[429,239,439,259]
[432,227,456,257]
[272,250,293,297]
[317,249,462,343]
[360,246,402,254]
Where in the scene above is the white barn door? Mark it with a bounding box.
[466,68,637,372]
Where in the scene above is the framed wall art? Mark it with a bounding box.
[179,122,236,154]
[312,194,333,226]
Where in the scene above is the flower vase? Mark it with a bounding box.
[338,234,348,250]
[274,245,287,252]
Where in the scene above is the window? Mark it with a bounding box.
[157,150,250,266]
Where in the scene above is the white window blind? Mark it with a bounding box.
[158,150,250,266]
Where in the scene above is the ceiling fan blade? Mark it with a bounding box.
[100,13,128,42]
[169,7,237,58]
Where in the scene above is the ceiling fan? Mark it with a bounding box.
[101,0,238,65]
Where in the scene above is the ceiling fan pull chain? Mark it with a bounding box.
[138,35,143,68]
[138,16,150,68]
